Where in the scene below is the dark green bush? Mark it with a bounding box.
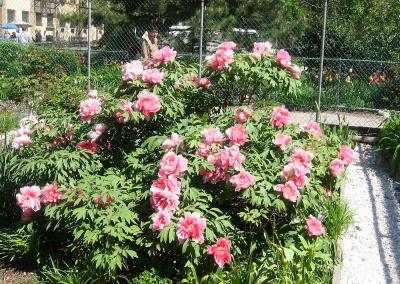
[0,41,26,77]
[129,269,173,284]
[0,42,81,77]
[377,112,400,178]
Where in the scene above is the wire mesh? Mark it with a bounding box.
[1,0,398,128]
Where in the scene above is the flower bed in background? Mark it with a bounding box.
[0,42,355,283]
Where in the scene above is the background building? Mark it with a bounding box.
[0,0,103,44]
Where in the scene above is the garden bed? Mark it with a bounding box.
[0,42,356,283]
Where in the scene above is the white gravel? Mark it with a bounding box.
[340,144,400,284]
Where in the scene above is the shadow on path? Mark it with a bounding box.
[357,144,400,283]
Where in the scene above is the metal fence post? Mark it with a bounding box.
[199,0,205,76]
[87,0,92,91]
[316,0,328,122]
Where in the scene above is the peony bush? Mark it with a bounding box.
[1,42,355,282]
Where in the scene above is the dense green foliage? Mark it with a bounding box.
[377,112,400,179]
[0,49,355,283]
[93,0,400,60]
[0,42,81,78]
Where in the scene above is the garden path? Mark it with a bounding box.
[340,144,400,284]
[291,111,387,129]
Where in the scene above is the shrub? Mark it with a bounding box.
[0,42,81,77]
[2,42,353,282]
[377,112,400,178]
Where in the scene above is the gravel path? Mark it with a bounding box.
[341,144,400,284]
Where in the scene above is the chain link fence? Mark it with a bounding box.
[1,0,399,129]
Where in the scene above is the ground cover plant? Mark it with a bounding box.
[0,41,355,283]
[378,112,400,180]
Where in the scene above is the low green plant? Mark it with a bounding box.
[0,225,38,264]
[40,259,100,284]
[0,110,19,135]
[129,269,173,284]
[377,112,400,178]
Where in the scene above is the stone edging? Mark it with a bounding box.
[332,171,349,284]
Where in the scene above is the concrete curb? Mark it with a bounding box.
[332,170,349,284]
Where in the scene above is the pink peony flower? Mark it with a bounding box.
[251,42,273,59]
[150,189,180,213]
[305,122,323,139]
[270,107,292,128]
[288,64,302,79]
[122,60,143,81]
[200,167,230,184]
[281,162,310,180]
[21,208,34,222]
[15,126,29,137]
[79,98,102,123]
[176,212,207,244]
[12,134,31,150]
[94,195,113,208]
[289,174,309,189]
[235,107,253,123]
[225,124,248,146]
[115,112,126,124]
[16,186,41,212]
[208,237,232,267]
[193,77,211,89]
[162,133,183,150]
[41,183,62,204]
[77,140,100,153]
[218,41,236,50]
[330,159,345,177]
[151,176,181,196]
[159,152,188,177]
[230,170,256,191]
[208,49,234,71]
[88,123,107,142]
[196,143,211,157]
[275,181,300,202]
[339,145,357,164]
[201,128,226,145]
[120,99,134,113]
[143,68,164,84]
[135,92,161,119]
[306,215,325,236]
[325,187,332,197]
[275,49,292,68]
[208,146,245,171]
[115,99,134,123]
[152,210,172,231]
[88,89,97,98]
[290,148,314,169]
[66,123,74,141]
[273,134,292,150]
[152,46,177,64]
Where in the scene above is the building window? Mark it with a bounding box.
[7,9,15,23]
[60,28,64,33]
[70,22,76,28]
[47,14,54,27]
[71,28,75,33]
[59,20,66,28]
[36,13,42,26]
[22,11,29,23]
